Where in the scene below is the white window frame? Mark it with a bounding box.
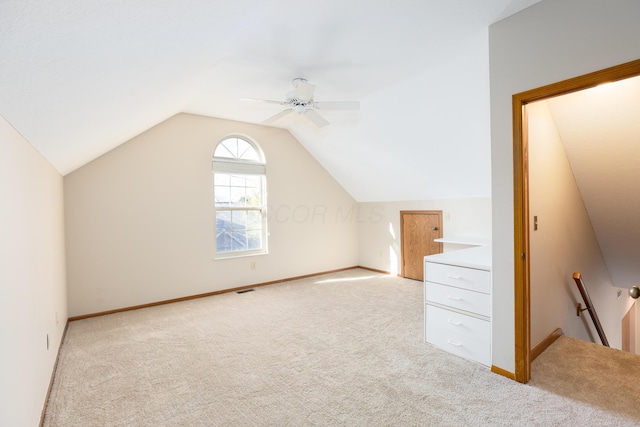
[212,136,267,258]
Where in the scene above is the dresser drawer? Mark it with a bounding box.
[425,304,491,366]
[425,282,491,318]
[424,262,490,294]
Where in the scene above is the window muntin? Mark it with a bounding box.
[213,137,266,257]
[214,137,261,162]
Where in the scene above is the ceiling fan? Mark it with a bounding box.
[242,78,360,128]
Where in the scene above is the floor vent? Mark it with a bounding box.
[236,289,255,294]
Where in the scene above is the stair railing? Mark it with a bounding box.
[573,272,609,347]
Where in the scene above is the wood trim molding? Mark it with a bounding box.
[512,58,640,384]
[40,320,70,427]
[357,265,391,275]
[68,266,369,321]
[513,90,531,384]
[531,328,564,361]
[491,365,516,381]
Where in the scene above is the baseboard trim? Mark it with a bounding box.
[40,320,69,427]
[357,265,391,275]
[531,327,564,361]
[69,266,381,321]
[491,365,517,381]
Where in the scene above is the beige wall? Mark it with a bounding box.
[357,199,491,274]
[528,101,630,349]
[489,0,640,372]
[0,116,67,426]
[64,113,358,317]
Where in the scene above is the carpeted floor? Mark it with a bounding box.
[44,268,640,426]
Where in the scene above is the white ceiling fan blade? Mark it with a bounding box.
[313,101,360,110]
[295,81,315,101]
[263,109,293,124]
[241,97,285,106]
[304,109,329,128]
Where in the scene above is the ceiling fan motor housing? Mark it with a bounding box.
[242,77,359,127]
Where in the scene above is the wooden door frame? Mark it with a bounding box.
[512,59,640,383]
[399,210,443,279]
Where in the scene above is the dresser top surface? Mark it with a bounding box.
[424,245,491,271]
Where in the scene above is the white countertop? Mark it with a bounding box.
[424,245,492,271]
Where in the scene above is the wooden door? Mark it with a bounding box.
[401,210,443,280]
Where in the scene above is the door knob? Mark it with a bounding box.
[432,226,438,231]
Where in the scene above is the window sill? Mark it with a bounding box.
[214,250,268,260]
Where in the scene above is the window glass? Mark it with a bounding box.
[212,137,267,257]
[214,137,261,161]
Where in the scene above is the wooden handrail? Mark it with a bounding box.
[573,272,609,347]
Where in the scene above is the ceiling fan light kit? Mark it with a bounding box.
[243,78,360,128]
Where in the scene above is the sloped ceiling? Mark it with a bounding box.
[0,0,541,201]
[547,76,640,288]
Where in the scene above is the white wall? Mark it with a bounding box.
[489,0,640,372]
[357,199,491,274]
[64,113,358,317]
[0,116,67,426]
[528,101,630,349]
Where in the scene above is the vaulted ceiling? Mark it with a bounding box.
[0,0,542,201]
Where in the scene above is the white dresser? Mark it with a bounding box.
[424,245,492,367]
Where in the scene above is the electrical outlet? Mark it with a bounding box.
[250,262,256,271]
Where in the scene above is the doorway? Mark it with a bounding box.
[512,59,640,383]
[400,210,442,281]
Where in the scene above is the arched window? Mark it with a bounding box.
[212,136,267,256]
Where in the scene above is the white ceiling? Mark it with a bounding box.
[3,0,637,286]
[0,0,541,202]
[547,76,640,288]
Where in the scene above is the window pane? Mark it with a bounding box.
[214,140,236,159]
[216,210,231,224]
[230,230,247,251]
[230,174,246,187]
[246,210,262,229]
[214,186,230,206]
[230,187,245,207]
[245,187,261,207]
[215,212,233,252]
[231,211,247,230]
[214,173,230,186]
[245,175,259,186]
[216,231,232,253]
[247,230,261,250]
[214,137,261,162]
[237,139,259,161]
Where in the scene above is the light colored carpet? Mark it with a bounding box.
[44,269,640,426]
[528,334,640,422]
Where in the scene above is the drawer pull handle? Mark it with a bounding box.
[447,339,462,347]
[447,295,462,301]
[447,319,462,326]
[447,274,463,279]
